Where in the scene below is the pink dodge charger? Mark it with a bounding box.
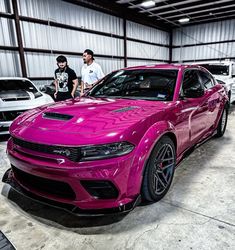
[2,64,229,215]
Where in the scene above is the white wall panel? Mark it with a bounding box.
[0,18,17,46]
[173,42,235,62]
[127,21,169,45]
[0,0,12,13]
[21,22,124,56]
[18,0,123,36]
[25,52,123,78]
[0,50,21,76]
[173,20,235,46]
[127,41,169,61]
[172,20,235,62]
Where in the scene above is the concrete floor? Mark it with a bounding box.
[0,109,235,250]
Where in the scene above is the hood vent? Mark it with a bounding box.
[113,106,140,113]
[2,96,30,102]
[43,112,73,121]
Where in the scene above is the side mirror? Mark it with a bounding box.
[183,88,204,98]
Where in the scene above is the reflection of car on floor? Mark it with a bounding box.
[0,77,54,135]
[2,65,229,215]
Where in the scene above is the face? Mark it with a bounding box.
[57,61,67,70]
[83,52,92,64]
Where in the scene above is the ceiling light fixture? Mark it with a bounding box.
[178,18,190,23]
[141,1,156,8]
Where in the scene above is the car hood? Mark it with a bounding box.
[0,91,54,111]
[10,97,169,145]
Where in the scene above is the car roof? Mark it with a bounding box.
[123,64,204,71]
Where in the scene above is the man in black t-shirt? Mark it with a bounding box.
[54,55,78,101]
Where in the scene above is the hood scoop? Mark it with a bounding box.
[113,106,140,113]
[42,112,73,121]
[0,90,30,102]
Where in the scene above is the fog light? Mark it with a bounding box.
[80,180,119,199]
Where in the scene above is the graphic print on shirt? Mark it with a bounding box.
[56,72,69,92]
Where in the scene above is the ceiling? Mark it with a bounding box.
[66,0,235,30]
[115,0,235,28]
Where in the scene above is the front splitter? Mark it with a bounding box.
[2,168,141,217]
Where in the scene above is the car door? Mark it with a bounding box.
[197,69,221,129]
[178,69,211,148]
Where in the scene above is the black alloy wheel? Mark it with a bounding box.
[216,105,228,137]
[142,136,176,202]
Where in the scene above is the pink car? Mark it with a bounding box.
[2,64,229,215]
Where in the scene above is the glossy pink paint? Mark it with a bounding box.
[6,64,228,211]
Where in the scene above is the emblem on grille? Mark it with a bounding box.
[53,149,71,157]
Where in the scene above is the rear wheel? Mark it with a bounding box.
[142,136,176,202]
[215,105,228,137]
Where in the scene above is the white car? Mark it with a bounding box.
[0,77,54,135]
[195,61,235,103]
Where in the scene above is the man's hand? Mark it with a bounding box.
[54,92,58,99]
[71,92,75,98]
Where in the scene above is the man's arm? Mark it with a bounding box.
[54,79,58,99]
[71,78,78,98]
[80,80,85,95]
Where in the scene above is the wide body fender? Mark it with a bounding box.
[126,120,176,197]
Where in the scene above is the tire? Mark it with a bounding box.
[215,105,228,138]
[142,136,176,202]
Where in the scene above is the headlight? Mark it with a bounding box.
[80,141,134,161]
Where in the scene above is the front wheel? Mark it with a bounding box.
[141,136,176,202]
[215,105,228,137]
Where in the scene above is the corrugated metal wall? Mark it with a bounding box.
[18,0,124,78]
[0,0,21,76]
[0,51,21,76]
[25,52,124,78]
[127,21,169,65]
[127,60,166,68]
[0,0,11,13]
[127,40,169,61]
[2,0,235,83]
[0,17,16,46]
[173,19,235,62]
[127,21,169,45]
[0,0,170,86]
[18,0,123,36]
[20,22,124,57]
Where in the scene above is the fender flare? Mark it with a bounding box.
[126,120,177,197]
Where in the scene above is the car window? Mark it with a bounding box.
[89,69,178,101]
[181,70,202,95]
[198,70,215,89]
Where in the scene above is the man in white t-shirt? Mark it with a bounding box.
[81,49,105,94]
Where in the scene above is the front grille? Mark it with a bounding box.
[43,112,73,121]
[0,110,26,122]
[12,165,76,199]
[12,137,81,162]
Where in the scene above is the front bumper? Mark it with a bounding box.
[5,137,142,214]
[2,168,141,216]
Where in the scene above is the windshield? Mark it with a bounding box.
[200,64,229,76]
[0,80,38,92]
[89,69,178,101]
